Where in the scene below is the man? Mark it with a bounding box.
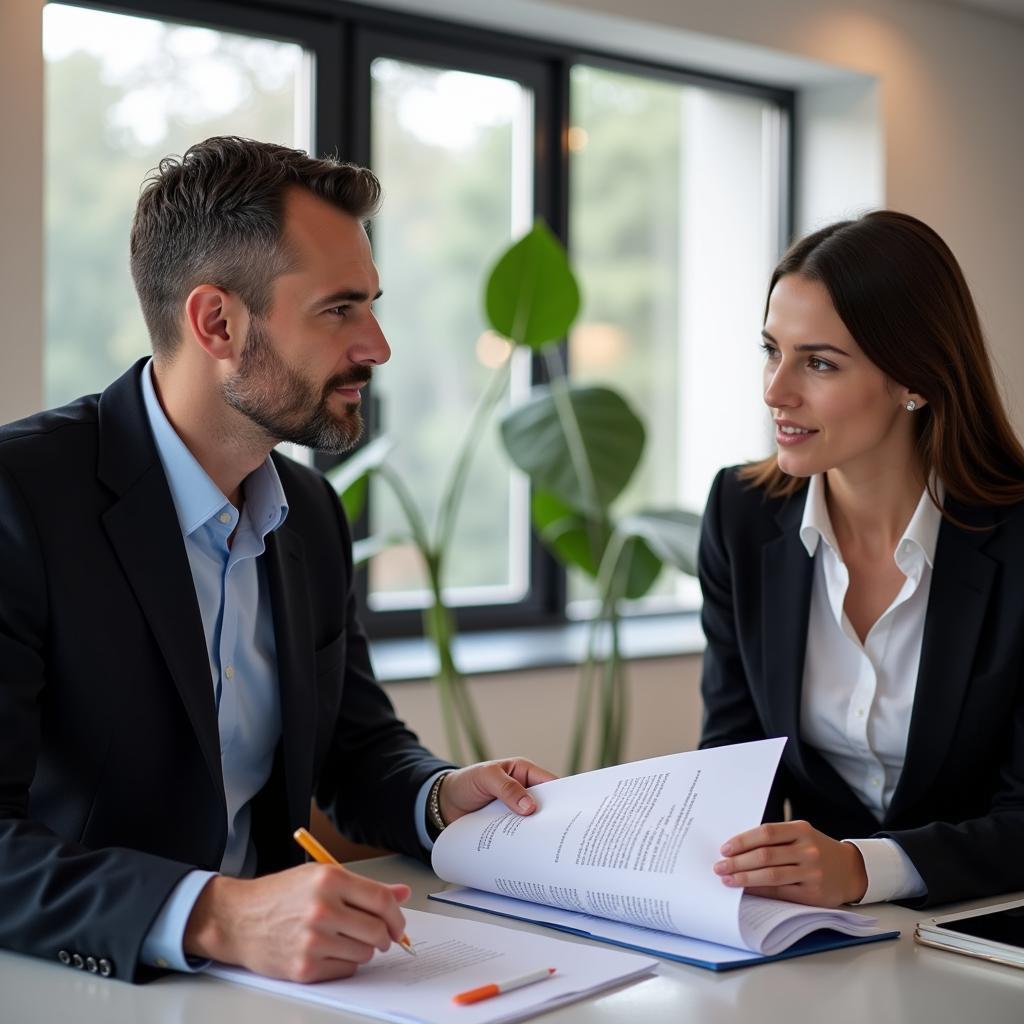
[0,136,553,984]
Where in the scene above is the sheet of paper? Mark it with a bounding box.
[432,738,786,950]
[737,894,880,954]
[208,908,657,1024]
[430,888,887,967]
[430,887,773,968]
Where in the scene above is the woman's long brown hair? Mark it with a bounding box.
[740,210,1024,509]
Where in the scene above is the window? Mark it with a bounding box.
[43,0,792,639]
[43,2,314,408]
[366,56,534,612]
[567,63,784,613]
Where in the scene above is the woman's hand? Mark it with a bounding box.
[713,820,868,907]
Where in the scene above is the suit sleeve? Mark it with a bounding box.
[881,671,1024,907]
[312,477,454,860]
[0,463,195,981]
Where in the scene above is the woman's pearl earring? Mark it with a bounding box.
[905,400,917,412]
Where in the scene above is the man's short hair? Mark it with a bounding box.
[129,136,382,357]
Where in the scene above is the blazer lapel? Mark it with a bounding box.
[888,504,997,820]
[97,362,225,810]
[265,524,317,834]
[761,493,814,774]
[761,489,866,809]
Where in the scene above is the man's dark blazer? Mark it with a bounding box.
[698,466,1024,908]
[0,360,452,980]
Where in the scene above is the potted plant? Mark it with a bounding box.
[332,222,701,772]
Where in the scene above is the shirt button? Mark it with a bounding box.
[224,665,234,680]
[218,512,232,524]
[871,777,881,786]
[155,957,169,969]
[856,708,865,717]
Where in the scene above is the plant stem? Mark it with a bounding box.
[568,623,600,775]
[377,464,432,554]
[434,357,512,557]
[423,551,490,763]
[541,346,605,563]
[606,539,637,765]
[378,465,490,763]
[582,528,631,767]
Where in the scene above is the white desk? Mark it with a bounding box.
[3,856,1022,1024]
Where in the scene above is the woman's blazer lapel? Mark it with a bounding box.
[759,487,879,813]
[760,492,813,769]
[886,502,998,822]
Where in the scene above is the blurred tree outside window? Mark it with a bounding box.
[367,59,534,609]
[43,3,310,408]
[568,65,781,615]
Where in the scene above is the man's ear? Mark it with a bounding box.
[184,285,248,362]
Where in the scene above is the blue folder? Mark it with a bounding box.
[428,890,900,971]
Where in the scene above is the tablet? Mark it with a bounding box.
[915,898,1024,969]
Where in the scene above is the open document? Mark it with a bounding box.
[430,739,898,970]
[210,908,656,1024]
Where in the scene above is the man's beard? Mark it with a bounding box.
[222,318,370,454]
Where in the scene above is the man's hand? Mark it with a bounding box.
[439,757,558,825]
[713,820,868,907]
[184,864,410,982]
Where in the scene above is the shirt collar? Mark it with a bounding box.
[798,473,943,570]
[140,358,288,538]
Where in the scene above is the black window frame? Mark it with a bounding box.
[47,0,795,640]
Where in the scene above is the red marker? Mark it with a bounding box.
[453,967,557,1006]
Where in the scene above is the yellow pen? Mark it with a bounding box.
[292,827,416,956]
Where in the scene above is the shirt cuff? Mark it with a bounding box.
[140,870,218,972]
[414,770,451,852]
[842,837,927,904]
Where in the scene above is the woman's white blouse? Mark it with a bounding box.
[797,473,938,902]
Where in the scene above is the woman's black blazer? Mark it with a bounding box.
[698,466,1024,907]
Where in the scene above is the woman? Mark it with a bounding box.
[700,210,1024,908]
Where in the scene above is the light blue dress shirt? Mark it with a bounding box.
[139,359,288,969]
[137,361,443,971]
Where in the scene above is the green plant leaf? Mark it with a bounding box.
[532,490,607,576]
[617,509,703,576]
[485,221,581,350]
[325,435,396,522]
[619,534,664,599]
[501,385,645,514]
[339,475,368,525]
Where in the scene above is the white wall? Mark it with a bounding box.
[3,0,1022,765]
[382,655,705,769]
[0,0,44,424]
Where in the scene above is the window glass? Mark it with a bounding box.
[368,58,534,609]
[568,65,781,612]
[43,3,310,407]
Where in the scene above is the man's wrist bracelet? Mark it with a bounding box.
[428,772,452,835]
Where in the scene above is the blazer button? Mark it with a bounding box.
[72,953,84,969]
[98,958,113,978]
[86,956,98,973]
[58,950,71,965]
